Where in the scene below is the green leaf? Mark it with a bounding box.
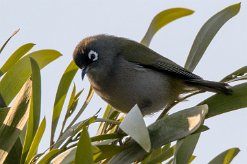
[97,105,112,134]
[91,133,123,142]
[59,88,83,140]
[25,118,46,164]
[75,127,93,164]
[0,49,61,107]
[19,125,27,145]
[66,88,83,119]
[221,66,247,83]
[66,84,77,116]
[0,107,9,125]
[191,83,247,160]
[29,57,41,131]
[141,8,194,46]
[97,105,120,135]
[93,145,123,162]
[52,146,96,164]
[64,86,94,133]
[174,133,201,164]
[209,147,240,164]
[67,90,83,117]
[5,138,23,164]
[184,3,241,72]
[51,145,122,164]
[50,61,78,146]
[53,116,97,149]
[141,148,162,164]
[59,84,78,138]
[68,90,83,117]
[119,105,151,152]
[172,125,209,164]
[109,105,208,164]
[0,80,32,162]
[38,149,61,164]
[0,29,19,54]
[21,57,41,163]
[52,144,121,164]
[189,155,196,163]
[199,83,247,118]
[142,146,175,164]
[0,43,35,76]
[52,147,77,164]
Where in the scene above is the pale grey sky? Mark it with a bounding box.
[1,0,247,163]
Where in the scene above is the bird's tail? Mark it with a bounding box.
[186,79,232,95]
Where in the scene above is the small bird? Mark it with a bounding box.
[73,35,231,115]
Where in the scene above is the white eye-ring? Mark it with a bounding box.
[88,50,98,61]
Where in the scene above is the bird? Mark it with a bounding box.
[73,35,231,115]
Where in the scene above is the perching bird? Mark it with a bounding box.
[73,35,231,115]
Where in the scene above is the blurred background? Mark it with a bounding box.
[1,0,246,163]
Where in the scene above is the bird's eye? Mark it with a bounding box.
[88,50,98,61]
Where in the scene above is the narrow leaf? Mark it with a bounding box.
[174,133,201,164]
[173,81,246,163]
[209,147,240,164]
[75,127,93,164]
[67,84,77,115]
[38,149,61,164]
[0,80,32,162]
[53,116,96,149]
[185,3,240,72]
[119,105,151,152]
[0,107,9,125]
[141,148,162,164]
[199,82,247,118]
[5,138,23,164]
[52,146,99,164]
[109,105,208,164]
[142,146,174,164]
[221,66,247,82]
[189,155,196,163]
[141,8,194,46]
[93,145,123,162]
[21,57,41,163]
[0,43,35,76]
[59,84,77,137]
[66,90,83,118]
[64,86,94,133]
[51,145,122,164]
[0,29,20,54]
[171,119,208,164]
[187,82,247,161]
[97,105,120,135]
[0,49,61,107]
[91,133,123,142]
[52,147,76,164]
[25,118,46,164]
[50,61,78,146]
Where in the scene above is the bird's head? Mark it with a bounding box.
[73,35,121,80]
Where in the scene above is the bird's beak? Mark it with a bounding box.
[81,66,88,80]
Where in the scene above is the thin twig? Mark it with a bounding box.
[66,143,77,150]
[157,90,203,120]
[60,136,74,151]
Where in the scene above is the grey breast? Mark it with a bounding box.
[87,55,183,115]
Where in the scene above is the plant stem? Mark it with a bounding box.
[157,90,203,120]
[95,118,120,125]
